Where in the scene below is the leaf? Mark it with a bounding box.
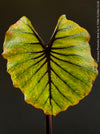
[2,15,98,116]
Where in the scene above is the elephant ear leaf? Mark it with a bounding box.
[2,15,98,116]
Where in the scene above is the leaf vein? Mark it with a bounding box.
[51,54,92,72]
[51,67,81,97]
[50,57,88,86]
[51,81,73,103]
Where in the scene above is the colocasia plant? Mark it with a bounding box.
[2,15,98,134]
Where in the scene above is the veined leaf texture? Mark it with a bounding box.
[2,15,98,115]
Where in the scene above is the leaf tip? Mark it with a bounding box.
[19,16,30,24]
[59,14,67,20]
[20,16,28,21]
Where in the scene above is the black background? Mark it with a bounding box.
[0,0,100,134]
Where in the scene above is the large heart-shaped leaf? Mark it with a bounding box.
[2,15,98,115]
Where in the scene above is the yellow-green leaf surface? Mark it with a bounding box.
[2,15,98,116]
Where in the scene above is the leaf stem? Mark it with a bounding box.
[45,114,53,134]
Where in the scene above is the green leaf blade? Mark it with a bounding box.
[2,15,98,116]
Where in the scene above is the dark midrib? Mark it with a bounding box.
[45,47,52,105]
